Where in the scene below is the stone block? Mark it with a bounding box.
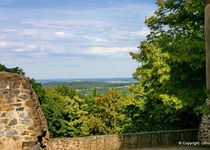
[13,103,22,107]
[12,89,20,95]
[9,119,17,126]
[0,81,10,90]
[5,130,18,137]
[0,112,6,117]
[18,94,29,101]
[0,131,4,137]
[19,112,28,118]
[0,103,12,111]
[0,119,8,125]
[5,93,16,102]
[7,111,16,118]
[16,107,24,111]
[20,118,32,126]
[25,100,37,108]
[21,131,29,136]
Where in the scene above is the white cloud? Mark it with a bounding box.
[15,44,38,52]
[15,43,63,54]
[0,41,8,48]
[40,44,59,53]
[108,27,150,41]
[0,28,39,37]
[0,40,38,52]
[0,41,22,50]
[55,31,65,36]
[54,31,72,38]
[22,19,111,29]
[84,36,108,43]
[88,46,137,56]
[19,29,38,36]
[131,27,150,37]
[0,29,18,33]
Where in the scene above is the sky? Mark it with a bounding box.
[0,0,156,79]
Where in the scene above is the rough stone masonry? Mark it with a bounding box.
[0,72,49,150]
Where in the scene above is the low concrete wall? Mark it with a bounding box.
[48,129,201,150]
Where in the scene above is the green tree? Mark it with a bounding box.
[42,87,90,137]
[92,87,97,97]
[29,79,46,104]
[41,88,69,137]
[91,89,128,134]
[55,85,77,98]
[129,0,207,131]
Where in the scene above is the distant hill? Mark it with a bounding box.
[38,78,137,95]
[37,78,137,84]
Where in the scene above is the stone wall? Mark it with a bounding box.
[0,72,49,150]
[48,129,199,150]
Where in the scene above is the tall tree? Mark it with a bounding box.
[92,89,127,134]
[129,0,207,131]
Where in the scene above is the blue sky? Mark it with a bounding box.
[0,0,156,79]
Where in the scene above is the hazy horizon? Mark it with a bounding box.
[36,76,136,81]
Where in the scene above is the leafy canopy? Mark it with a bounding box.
[129,0,206,131]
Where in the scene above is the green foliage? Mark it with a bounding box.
[29,79,46,104]
[129,0,206,131]
[41,86,130,137]
[42,86,92,137]
[55,85,77,98]
[92,89,128,134]
[76,89,130,136]
[41,88,70,137]
[92,87,97,97]
[0,64,25,75]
